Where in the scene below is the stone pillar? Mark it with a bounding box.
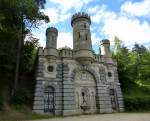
[62,61,76,116]
[33,48,45,114]
[96,85,112,113]
[116,84,124,112]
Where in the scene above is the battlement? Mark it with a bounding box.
[101,39,110,45]
[71,12,91,26]
[46,27,58,36]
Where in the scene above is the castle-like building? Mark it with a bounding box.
[33,12,124,116]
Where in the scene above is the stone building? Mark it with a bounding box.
[33,12,124,116]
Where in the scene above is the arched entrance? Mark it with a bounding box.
[44,86,55,115]
[109,89,118,111]
[74,70,97,114]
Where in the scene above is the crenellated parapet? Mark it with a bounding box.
[59,49,73,58]
[71,12,91,26]
[46,27,58,36]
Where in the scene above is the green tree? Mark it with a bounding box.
[112,37,131,92]
[0,0,49,93]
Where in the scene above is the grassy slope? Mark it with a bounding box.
[0,110,52,121]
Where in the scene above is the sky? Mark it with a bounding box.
[32,0,150,53]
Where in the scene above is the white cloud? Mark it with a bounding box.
[32,30,46,47]
[59,13,71,22]
[41,8,71,25]
[41,8,59,24]
[88,4,150,47]
[49,0,92,13]
[90,5,117,24]
[102,16,150,46]
[87,5,99,14]
[57,32,73,49]
[121,0,150,17]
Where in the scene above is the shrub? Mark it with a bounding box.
[12,88,32,106]
[124,96,150,111]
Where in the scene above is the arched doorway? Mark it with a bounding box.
[74,70,97,114]
[44,86,55,115]
[109,89,118,111]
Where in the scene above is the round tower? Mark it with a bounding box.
[71,12,92,50]
[46,27,58,49]
[45,27,58,58]
[100,39,111,57]
[71,12,94,64]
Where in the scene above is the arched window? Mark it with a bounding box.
[44,86,55,113]
[109,89,118,111]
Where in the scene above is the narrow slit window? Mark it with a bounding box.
[84,23,86,28]
[86,34,88,40]
[78,32,80,38]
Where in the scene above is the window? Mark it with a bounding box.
[47,66,54,72]
[78,32,80,38]
[109,89,115,95]
[44,86,55,113]
[84,23,86,28]
[86,34,88,40]
[108,72,112,77]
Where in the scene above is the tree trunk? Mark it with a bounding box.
[12,35,21,95]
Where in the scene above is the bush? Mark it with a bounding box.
[124,96,150,111]
[12,88,32,106]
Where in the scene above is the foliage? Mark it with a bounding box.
[0,0,49,32]
[0,0,48,110]
[124,96,150,111]
[12,88,32,106]
[113,37,150,92]
[112,37,150,111]
[20,35,39,73]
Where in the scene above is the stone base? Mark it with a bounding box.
[63,110,76,116]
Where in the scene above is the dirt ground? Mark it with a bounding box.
[29,113,150,121]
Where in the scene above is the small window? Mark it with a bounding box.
[82,92,85,96]
[47,66,54,72]
[86,34,88,40]
[84,23,86,28]
[108,72,112,77]
[109,89,115,95]
[78,32,80,38]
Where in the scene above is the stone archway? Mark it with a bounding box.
[74,70,97,114]
[44,86,55,115]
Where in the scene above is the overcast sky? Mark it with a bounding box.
[32,0,150,53]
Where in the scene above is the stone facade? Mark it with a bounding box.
[33,12,124,116]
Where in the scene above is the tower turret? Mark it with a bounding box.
[100,39,111,57]
[71,12,94,64]
[71,12,92,50]
[46,27,58,49]
[44,27,58,58]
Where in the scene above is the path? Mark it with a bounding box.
[29,113,150,121]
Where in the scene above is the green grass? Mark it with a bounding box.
[0,110,54,121]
